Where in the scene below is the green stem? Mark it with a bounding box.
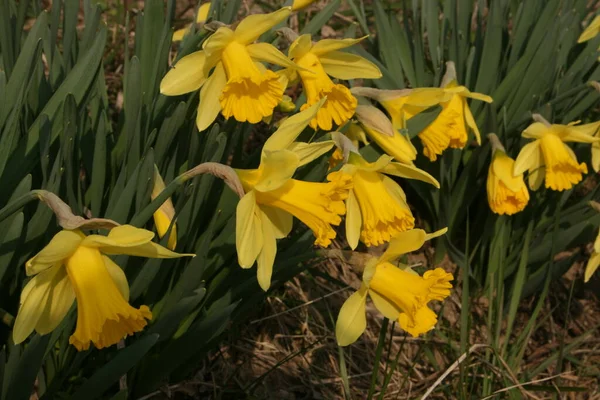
[0,190,42,223]
[0,308,15,327]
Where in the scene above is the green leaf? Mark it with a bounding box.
[71,334,160,400]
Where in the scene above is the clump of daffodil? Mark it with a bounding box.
[151,165,177,250]
[332,133,439,248]
[161,8,299,131]
[352,62,493,161]
[354,104,417,165]
[514,115,600,191]
[284,33,381,131]
[13,225,193,351]
[486,134,529,215]
[336,228,453,345]
[585,227,600,283]
[172,2,211,42]
[235,100,352,290]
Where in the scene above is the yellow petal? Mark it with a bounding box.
[261,205,293,239]
[255,150,300,192]
[522,122,548,139]
[578,15,600,43]
[256,211,277,291]
[335,284,368,346]
[236,191,264,268]
[289,34,313,60]
[593,142,600,173]
[462,90,493,103]
[292,0,316,11]
[264,99,326,152]
[311,36,368,56]
[319,50,382,80]
[197,2,211,22]
[381,162,440,188]
[529,166,545,191]
[202,27,235,74]
[246,42,299,69]
[513,140,542,175]
[585,252,600,282]
[172,27,190,42]
[348,152,393,172]
[160,51,207,96]
[345,190,361,250]
[492,151,526,193]
[463,101,481,145]
[379,229,426,263]
[561,126,600,143]
[83,225,154,248]
[234,7,292,45]
[424,227,448,241]
[26,230,83,276]
[287,141,334,166]
[369,290,401,320]
[594,231,600,254]
[13,265,63,344]
[196,61,227,132]
[103,256,129,301]
[35,268,75,335]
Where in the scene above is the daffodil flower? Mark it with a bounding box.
[151,165,177,250]
[341,150,439,249]
[235,101,352,290]
[352,62,492,161]
[285,34,381,131]
[486,134,529,215]
[336,229,453,346]
[172,2,211,42]
[160,8,299,131]
[13,225,193,351]
[354,104,417,165]
[585,229,600,282]
[329,123,369,169]
[514,118,600,191]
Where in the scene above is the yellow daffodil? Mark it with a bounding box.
[336,229,453,346]
[285,34,381,131]
[13,225,193,350]
[341,150,439,249]
[585,229,600,282]
[151,165,177,250]
[514,117,600,191]
[292,0,317,11]
[486,134,529,215]
[234,101,352,290]
[354,104,417,165]
[578,15,600,43]
[352,62,492,161]
[160,8,299,131]
[172,2,211,42]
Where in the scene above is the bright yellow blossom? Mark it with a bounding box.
[172,2,211,42]
[586,121,600,172]
[151,165,177,250]
[160,8,299,131]
[234,101,351,290]
[352,63,492,161]
[585,229,600,282]
[329,123,368,169]
[514,118,600,191]
[13,225,193,350]
[336,229,453,345]
[286,34,381,130]
[486,134,529,215]
[342,151,439,249]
